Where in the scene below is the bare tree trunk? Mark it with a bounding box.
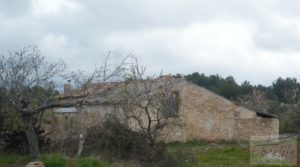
[76,132,85,157]
[22,114,40,159]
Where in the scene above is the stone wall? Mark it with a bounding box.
[235,116,279,141]
[170,81,279,142]
[177,81,236,141]
[43,105,120,144]
[44,80,279,144]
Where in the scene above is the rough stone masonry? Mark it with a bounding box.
[44,78,279,143]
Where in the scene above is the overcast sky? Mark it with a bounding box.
[1,0,300,85]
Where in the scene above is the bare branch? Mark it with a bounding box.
[121,58,179,146]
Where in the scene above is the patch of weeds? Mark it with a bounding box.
[39,154,68,167]
[167,140,207,153]
[0,154,31,165]
[76,157,111,167]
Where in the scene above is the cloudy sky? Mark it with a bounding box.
[1,0,300,85]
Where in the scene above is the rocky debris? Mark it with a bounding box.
[25,161,45,167]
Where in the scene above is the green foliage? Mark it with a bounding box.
[0,102,50,154]
[40,154,68,167]
[0,154,111,167]
[76,157,111,167]
[0,89,24,140]
[167,141,249,166]
[166,141,293,167]
[272,77,300,103]
[278,104,300,133]
[2,125,50,154]
[0,141,297,167]
[84,114,163,162]
[0,80,59,157]
[240,81,253,95]
[185,72,252,100]
[184,73,300,104]
[83,114,171,166]
[0,154,31,165]
[84,114,145,159]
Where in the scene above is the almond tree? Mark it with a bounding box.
[0,46,129,158]
[122,59,180,147]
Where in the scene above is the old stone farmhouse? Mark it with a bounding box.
[45,77,279,143]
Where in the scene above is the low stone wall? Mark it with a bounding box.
[235,117,279,141]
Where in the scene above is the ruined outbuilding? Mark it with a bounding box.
[45,78,279,143]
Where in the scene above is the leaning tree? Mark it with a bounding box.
[0,46,128,158]
[0,46,67,158]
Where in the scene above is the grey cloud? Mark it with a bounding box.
[278,0,300,18]
[1,0,300,86]
[254,23,300,52]
[0,0,30,17]
[80,0,259,29]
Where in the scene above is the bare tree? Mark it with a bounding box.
[0,46,67,158]
[121,59,180,146]
[61,51,131,157]
[0,47,129,158]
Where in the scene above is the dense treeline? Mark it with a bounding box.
[175,72,300,133]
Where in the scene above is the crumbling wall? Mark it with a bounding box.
[234,116,279,141]
[233,106,279,141]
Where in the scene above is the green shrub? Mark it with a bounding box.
[0,154,31,165]
[84,114,148,159]
[40,154,68,167]
[83,114,170,165]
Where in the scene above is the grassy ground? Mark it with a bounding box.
[0,141,297,167]
[0,154,111,167]
[166,141,293,167]
[167,141,250,167]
